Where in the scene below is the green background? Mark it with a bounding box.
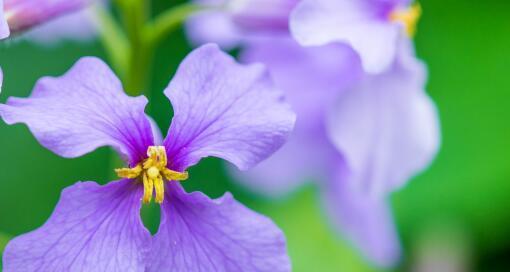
[1,0,509,271]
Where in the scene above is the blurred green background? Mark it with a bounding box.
[1,0,509,271]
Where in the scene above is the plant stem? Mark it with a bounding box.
[146,3,205,47]
[116,0,152,96]
[94,6,129,78]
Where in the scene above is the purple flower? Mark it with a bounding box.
[290,0,422,73]
[233,38,440,267]
[26,8,98,45]
[0,0,93,39]
[186,0,440,267]
[0,44,295,271]
[186,0,299,49]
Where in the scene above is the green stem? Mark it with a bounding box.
[94,6,129,78]
[146,3,205,47]
[116,0,151,96]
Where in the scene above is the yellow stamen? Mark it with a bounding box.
[115,164,142,179]
[162,168,189,181]
[389,3,421,37]
[142,172,153,204]
[116,146,188,204]
[154,176,165,204]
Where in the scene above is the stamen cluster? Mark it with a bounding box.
[116,146,188,204]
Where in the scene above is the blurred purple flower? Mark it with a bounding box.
[186,0,300,49]
[290,0,421,73]
[0,44,295,271]
[186,0,440,267]
[232,37,439,267]
[0,0,94,39]
[26,8,97,45]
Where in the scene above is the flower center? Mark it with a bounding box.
[115,146,188,204]
[389,3,421,37]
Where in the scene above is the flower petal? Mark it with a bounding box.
[326,48,440,195]
[0,0,10,39]
[290,0,400,73]
[3,0,93,35]
[230,37,359,197]
[241,36,361,126]
[26,8,98,45]
[0,57,154,164]
[148,184,291,272]
[321,160,401,267]
[163,44,296,171]
[2,179,151,272]
[228,125,327,197]
[186,10,242,49]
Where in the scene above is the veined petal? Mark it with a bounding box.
[0,0,10,39]
[0,57,154,164]
[290,0,400,73]
[163,44,296,171]
[326,47,440,195]
[321,160,401,267]
[148,184,291,272]
[2,179,151,272]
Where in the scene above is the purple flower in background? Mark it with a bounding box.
[26,8,98,45]
[290,0,422,73]
[233,38,439,267]
[187,0,299,49]
[0,44,295,271]
[186,1,440,267]
[0,0,94,39]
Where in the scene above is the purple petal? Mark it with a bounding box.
[163,44,296,171]
[228,123,329,197]
[186,10,242,49]
[230,37,359,196]
[0,57,154,164]
[321,159,401,267]
[241,36,361,129]
[290,0,401,73]
[326,45,440,195]
[3,0,93,35]
[0,0,10,39]
[147,116,163,146]
[148,184,291,271]
[186,0,298,49]
[2,179,151,272]
[228,0,298,33]
[26,8,97,45]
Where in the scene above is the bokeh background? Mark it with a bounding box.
[1,0,509,271]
